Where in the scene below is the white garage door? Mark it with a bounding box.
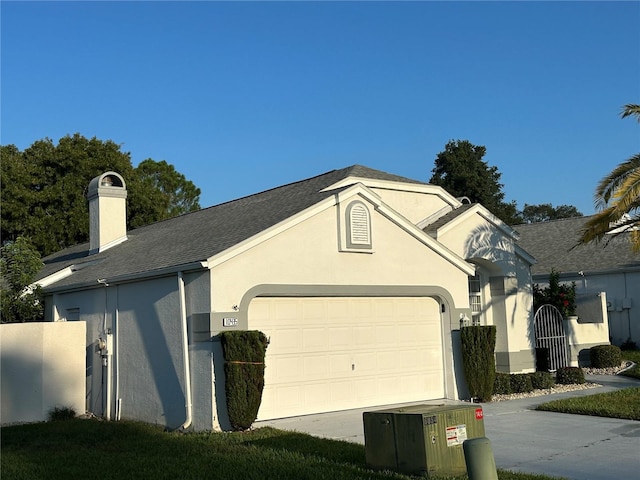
[248,296,444,420]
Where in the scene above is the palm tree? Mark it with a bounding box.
[579,104,640,252]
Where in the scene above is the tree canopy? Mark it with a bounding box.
[579,104,640,252]
[429,139,520,224]
[0,237,44,323]
[518,203,583,224]
[1,134,201,256]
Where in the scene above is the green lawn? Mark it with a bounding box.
[535,387,640,420]
[535,350,640,419]
[6,352,639,480]
[1,420,561,480]
[620,349,640,379]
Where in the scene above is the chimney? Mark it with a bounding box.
[87,172,128,254]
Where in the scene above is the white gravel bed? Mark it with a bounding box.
[490,361,634,402]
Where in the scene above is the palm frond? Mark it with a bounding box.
[609,164,640,213]
[621,104,640,122]
[593,154,640,209]
[631,230,640,253]
[579,207,620,244]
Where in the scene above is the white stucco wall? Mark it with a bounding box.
[50,287,113,417]
[564,293,611,366]
[370,187,455,225]
[435,210,536,372]
[1,322,86,425]
[209,199,471,316]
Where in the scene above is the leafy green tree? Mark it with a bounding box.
[1,134,201,256]
[429,140,520,224]
[579,104,640,252]
[0,145,36,247]
[519,203,583,224]
[0,237,44,323]
[128,159,201,228]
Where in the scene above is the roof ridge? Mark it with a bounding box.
[513,215,591,228]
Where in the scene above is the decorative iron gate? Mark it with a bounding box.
[534,305,568,371]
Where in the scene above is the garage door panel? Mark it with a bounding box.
[250,297,444,420]
[329,327,351,347]
[302,328,327,349]
[375,325,396,344]
[273,301,299,321]
[354,326,375,345]
[302,355,329,376]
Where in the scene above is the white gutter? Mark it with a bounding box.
[42,261,208,294]
[178,271,193,430]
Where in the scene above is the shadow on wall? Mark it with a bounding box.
[451,330,470,400]
[212,336,232,431]
[463,223,535,352]
[117,279,187,430]
[1,352,84,425]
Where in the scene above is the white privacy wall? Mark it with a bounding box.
[1,321,86,425]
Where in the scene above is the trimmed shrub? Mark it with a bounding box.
[48,406,76,421]
[529,371,555,390]
[556,366,585,385]
[493,373,513,395]
[461,326,496,402]
[510,374,534,394]
[590,344,622,368]
[220,330,270,431]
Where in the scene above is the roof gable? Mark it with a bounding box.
[423,203,536,266]
[35,165,442,291]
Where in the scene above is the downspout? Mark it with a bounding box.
[114,286,122,421]
[178,272,193,430]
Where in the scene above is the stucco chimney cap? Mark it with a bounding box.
[87,172,127,200]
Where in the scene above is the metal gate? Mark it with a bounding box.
[534,305,568,371]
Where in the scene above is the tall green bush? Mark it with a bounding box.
[220,330,270,431]
[460,325,496,402]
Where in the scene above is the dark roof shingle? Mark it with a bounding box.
[37,165,426,290]
[514,216,640,276]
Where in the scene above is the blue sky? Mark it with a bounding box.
[2,1,639,216]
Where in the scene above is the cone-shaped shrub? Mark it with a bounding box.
[461,325,496,402]
[220,330,269,431]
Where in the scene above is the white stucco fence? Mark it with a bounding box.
[1,321,86,425]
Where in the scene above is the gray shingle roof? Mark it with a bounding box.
[36,165,426,290]
[423,204,476,234]
[514,216,640,276]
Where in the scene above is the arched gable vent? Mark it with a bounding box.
[346,201,372,249]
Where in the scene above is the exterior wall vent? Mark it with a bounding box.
[346,201,372,249]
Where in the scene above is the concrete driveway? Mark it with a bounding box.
[255,375,640,480]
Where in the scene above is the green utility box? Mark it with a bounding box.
[363,404,486,477]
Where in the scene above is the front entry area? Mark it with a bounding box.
[248,296,445,420]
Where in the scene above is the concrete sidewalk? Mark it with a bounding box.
[255,375,640,480]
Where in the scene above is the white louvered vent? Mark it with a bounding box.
[348,202,371,248]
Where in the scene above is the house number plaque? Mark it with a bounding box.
[222,317,238,327]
